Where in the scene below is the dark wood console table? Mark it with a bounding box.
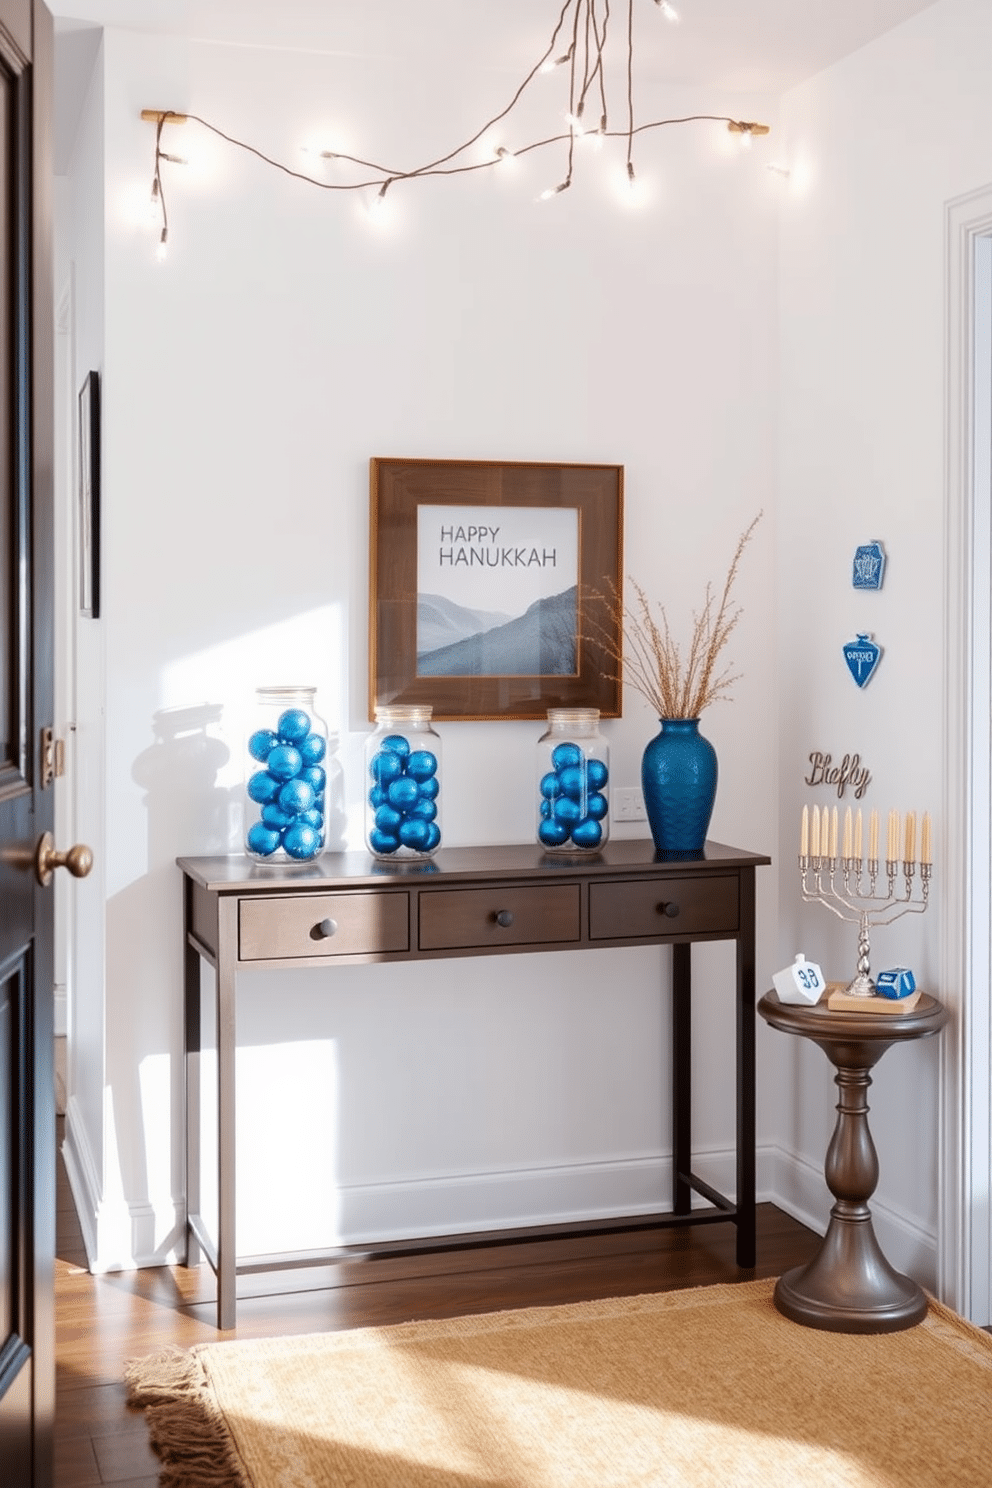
[179,839,770,1328]
[758,989,948,1333]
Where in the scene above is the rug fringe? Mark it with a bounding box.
[124,1346,251,1488]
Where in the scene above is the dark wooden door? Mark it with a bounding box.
[0,1,55,1484]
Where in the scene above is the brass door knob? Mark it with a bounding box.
[35,832,94,888]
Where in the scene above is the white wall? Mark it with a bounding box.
[777,0,992,1293]
[59,21,784,1267]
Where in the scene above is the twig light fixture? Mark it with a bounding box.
[143,0,770,258]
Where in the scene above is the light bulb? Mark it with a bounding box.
[565,112,586,136]
[538,180,570,201]
[156,228,168,262]
[540,48,573,73]
[494,146,516,168]
[656,0,680,20]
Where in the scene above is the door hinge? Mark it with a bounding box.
[40,727,65,789]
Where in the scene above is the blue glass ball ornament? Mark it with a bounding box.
[300,765,326,793]
[540,799,553,819]
[369,827,400,854]
[370,750,404,786]
[551,742,582,771]
[368,783,388,809]
[539,818,570,848]
[553,796,583,826]
[299,733,327,766]
[300,809,324,830]
[571,817,604,850]
[278,778,315,816]
[418,776,440,801]
[587,757,609,790]
[423,822,442,851]
[283,821,321,860]
[247,769,281,805]
[246,821,281,856]
[277,709,312,744]
[375,804,404,833]
[380,733,412,759]
[406,749,438,782]
[267,744,303,782]
[586,791,609,821]
[248,728,278,762]
[261,803,295,829]
[408,798,437,822]
[387,777,420,811]
[398,818,432,851]
[540,772,562,800]
[557,764,587,799]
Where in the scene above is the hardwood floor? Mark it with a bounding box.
[55,1122,821,1487]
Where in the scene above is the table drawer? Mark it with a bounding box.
[239,891,409,961]
[589,875,738,940]
[419,884,580,952]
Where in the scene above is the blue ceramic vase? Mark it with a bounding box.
[641,718,718,854]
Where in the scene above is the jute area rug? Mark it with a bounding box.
[125,1279,992,1488]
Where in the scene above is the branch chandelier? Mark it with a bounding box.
[143,0,770,260]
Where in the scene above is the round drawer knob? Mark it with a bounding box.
[316,918,338,938]
[495,910,515,928]
[657,901,680,919]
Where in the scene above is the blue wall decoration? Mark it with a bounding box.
[852,540,886,590]
[843,633,882,688]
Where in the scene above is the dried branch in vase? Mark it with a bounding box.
[595,512,762,719]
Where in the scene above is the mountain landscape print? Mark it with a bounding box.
[417,587,578,677]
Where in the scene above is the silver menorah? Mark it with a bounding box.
[798,807,931,996]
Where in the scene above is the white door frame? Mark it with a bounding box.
[942,184,992,1325]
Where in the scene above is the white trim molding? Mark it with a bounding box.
[942,183,992,1325]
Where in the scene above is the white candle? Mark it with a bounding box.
[842,807,853,860]
[811,805,821,859]
[800,805,809,858]
[921,811,932,865]
[830,807,838,861]
[869,809,879,862]
[887,810,899,863]
[904,810,916,864]
[854,809,863,863]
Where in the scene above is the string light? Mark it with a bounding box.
[142,2,769,250]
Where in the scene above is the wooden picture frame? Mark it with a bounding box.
[78,370,100,618]
[369,458,623,721]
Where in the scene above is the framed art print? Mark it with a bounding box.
[370,458,623,721]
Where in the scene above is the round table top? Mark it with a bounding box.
[758,988,948,1044]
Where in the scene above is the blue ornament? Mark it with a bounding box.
[586,791,609,821]
[843,633,882,689]
[248,728,278,762]
[247,770,281,804]
[369,827,400,854]
[301,765,326,793]
[551,742,582,771]
[267,744,303,782]
[278,778,315,816]
[300,808,324,830]
[370,750,404,785]
[246,821,281,856]
[553,796,583,826]
[375,804,404,833]
[539,818,570,848]
[388,777,420,811]
[423,822,442,851]
[380,733,411,758]
[409,798,437,822]
[398,818,432,851]
[541,799,553,819]
[407,749,438,782]
[299,733,326,765]
[587,758,609,790]
[557,764,587,799]
[283,821,320,859]
[278,708,312,743]
[571,817,604,850]
[540,771,562,800]
[418,776,440,801]
[261,803,294,829]
[368,783,388,809]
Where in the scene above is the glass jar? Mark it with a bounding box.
[365,705,442,860]
[244,686,331,862]
[536,708,610,853]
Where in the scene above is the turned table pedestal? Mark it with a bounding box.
[758,988,948,1333]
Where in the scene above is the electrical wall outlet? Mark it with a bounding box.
[613,786,646,822]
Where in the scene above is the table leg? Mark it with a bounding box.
[183,881,201,1268]
[735,870,757,1268]
[672,942,692,1216]
[774,1036,927,1332]
[216,899,238,1330]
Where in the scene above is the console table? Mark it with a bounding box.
[179,839,770,1328]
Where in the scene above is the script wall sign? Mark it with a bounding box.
[805,752,872,800]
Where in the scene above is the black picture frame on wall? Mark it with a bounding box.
[78,370,100,618]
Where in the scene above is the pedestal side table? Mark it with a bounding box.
[758,988,948,1333]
